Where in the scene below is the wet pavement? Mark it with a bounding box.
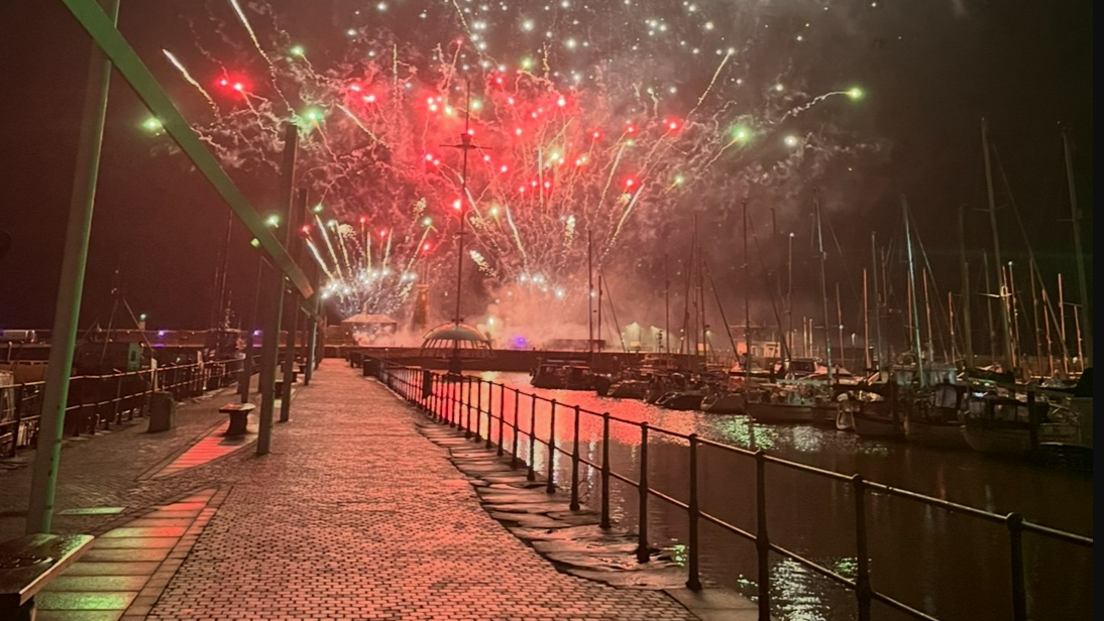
[1,361,719,621]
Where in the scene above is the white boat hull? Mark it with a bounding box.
[836,409,855,431]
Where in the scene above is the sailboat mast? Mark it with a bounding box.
[682,226,694,356]
[787,232,794,366]
[1029,258,1043,379]
[836,282,846,372]
[813,191,834,384]
[1042,284,1054,377]
[902,195,926,386]
[587,229,594,357]
[863,269,872,370]
[699,248,707,364]
[664,253,670,353]
[743,199,751,382]
[1058,273,1070,376]
[982,118,1014,371]
[871,233,884,372]
[983,251,997,363]
[597,271,603,356]
[1062,128,1092,367]
[706,265,739,365]
[1005,262,1020,371]
[948,292,958,365]
[922,270,935,363]
[957,205,975,367]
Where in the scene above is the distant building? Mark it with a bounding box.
[341,313,398,345]
[727,324,782,360]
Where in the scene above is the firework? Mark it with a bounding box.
[150,0,873,321]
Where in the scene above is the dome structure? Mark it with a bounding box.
[420,322,492,359]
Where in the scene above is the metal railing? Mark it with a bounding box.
[1,358,242,457]
[366,358,1091,621]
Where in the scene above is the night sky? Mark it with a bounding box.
[0,1,1092,342]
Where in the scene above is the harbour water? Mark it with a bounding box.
[453,372,1092,621]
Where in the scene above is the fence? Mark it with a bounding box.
[0,358,242,457]
[363,357,1092,621]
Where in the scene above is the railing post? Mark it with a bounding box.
[636,422,650,563]
[483,380,492,449]
[600,412,611,529]
[686,433,702,591]
[852,475,871,621]
[428,372,434,417]
[546,400,558,493]
[1007,513,1028,621]
[496,383,505,454]
[111,374,123,425]
[511,389,520,468]
[437,373,443,421]
[527,397,537,481]
[10,386,24,456]
[465,379,473,438]
[755,450,772,621]
[450,378,458,428]
[570,405,581,511]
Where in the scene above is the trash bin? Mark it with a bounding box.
[148,391,176,432]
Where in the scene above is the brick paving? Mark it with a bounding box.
[0,388,239,543]
[146,361,697,621]
[2,362,702,620]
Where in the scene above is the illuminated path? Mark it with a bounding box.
[11,360,712,621]
[139,361,700,621]
[0,361,760,620]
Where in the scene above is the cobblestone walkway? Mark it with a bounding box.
[0,388,237,543]
[147,361,696,621]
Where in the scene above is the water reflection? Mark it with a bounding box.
[434,372,1091,621]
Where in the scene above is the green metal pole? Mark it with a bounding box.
[305,291,320,385]
[278,188,305,422]
[258,124,297,454]
[27,0,120,535]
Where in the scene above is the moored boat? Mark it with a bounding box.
[961,394,1035,457]
[606,378,648,399]
[904,383,969,450]
[746,381,834,424]
[656,390,706,411]
[701,391,745,414]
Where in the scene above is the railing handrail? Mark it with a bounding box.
[1,357,246,456]
[366,358,1092,621]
